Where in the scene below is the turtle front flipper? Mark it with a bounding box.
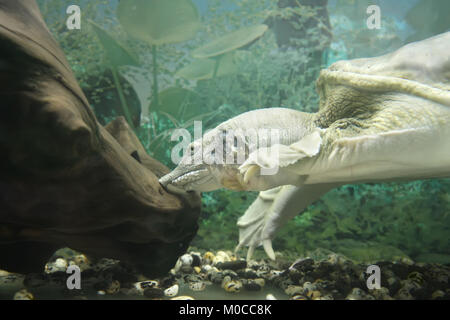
[236,183,337,260]
[237,130,323,191]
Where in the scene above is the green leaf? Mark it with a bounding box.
[175,52,237,80]
[89,20,139,67]
[192,24,268,59]
[117,0,201,46]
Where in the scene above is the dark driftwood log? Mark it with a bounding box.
[0,0,201,276]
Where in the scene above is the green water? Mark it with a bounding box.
[2,0,448,300]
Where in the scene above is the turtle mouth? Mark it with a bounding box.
[160,168,217,192]
[171,168,209,186]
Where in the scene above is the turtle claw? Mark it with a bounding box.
[246,245,255,261]
[243,164,259,185]
[263,239,276,260]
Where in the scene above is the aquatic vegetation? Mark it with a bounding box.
[36,0,450,267]
[191,24,268,78]
[117,0,200,110]
[175,53,238,81]
[89,20,140,128]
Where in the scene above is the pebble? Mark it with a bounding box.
[289,257,314,272]
[253,278,265,287]
[180,265,194,274]
[106,280,120,295]
[214,251,231,265]
[201,265,212,273]
[369,287,390,300]
[222,278,242,293]
[189,281,206,291]
[307,290,321,299]
[164,284,179,297]
[133,280,159,295]
[237,268,258,279]
[243,280,262,291]
[69,254,91,271]
[193,266,201,274]
[431,290,445,300]
[171,296,195,300]
[216,260,247,271]
[203,252,215,265]
[190,253,202,267]
[180,254,193,266]
[285,285,304,296]
[345,288,374,300]
[13,289,34,300]
[144,287,164,299]
[16,248,450,300]
[45,258,68,274]
[291,294,307,300]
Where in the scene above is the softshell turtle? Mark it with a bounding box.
[160,32,450,260]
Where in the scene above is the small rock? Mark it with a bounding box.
[203,252,215,265]
[189,281,206,291]
[201,265,212,273]
[106,280,121,295]
[289,257,314,272]
[180,254,193,266]
[193,266,201,274]
[291,294,307,300]
[144,287,164,299]
[307,290,321,299]
[244,280,262,291]
[164,284,179,297]
[171,296,195,300]
[253,278,265,288]
[431,290,445,300]
[223,280,242,293]
[394,288,414,300]
[237,268,258,279]
[346,288,374,300]
[317,294,335,300]
[180,265,193,274]
[285,285,304,296]
[216,260,247,271]
[214,251,231,265]
[266,294,277,300]
[120,287,141,296]
[209,271,224,285]
[221,269,239,279]
[134,280,159,294]
[13,289,34,300]
[369,287,390,300]
[190,253,202,267]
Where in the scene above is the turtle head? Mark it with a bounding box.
[159,108,317,193]
[159,127,243,193]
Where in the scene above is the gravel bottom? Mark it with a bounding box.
[1,248,449,300]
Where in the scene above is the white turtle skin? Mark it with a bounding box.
[160,32,450,260]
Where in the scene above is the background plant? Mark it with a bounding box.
[38,0,450,263]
